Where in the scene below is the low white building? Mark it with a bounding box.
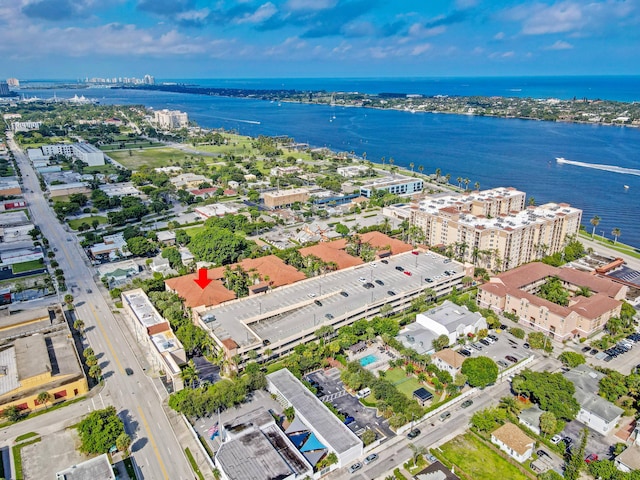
[194,203,239,219]
[267,369,363,471]
[518,405,544,435]
[337,165,369,178]
[615,445,640,473]
[38,143,105,166]
[491,423,535,463]
[563,365,624,435]
[416,300,487,346]
[12,121,41,132]
[431,349,465,375]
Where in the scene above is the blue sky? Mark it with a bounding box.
[2,0,639,79]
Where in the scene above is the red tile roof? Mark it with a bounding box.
[165,275,236,309]
[358,231,413,254]
[299,240,363,270]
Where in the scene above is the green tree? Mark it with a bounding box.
[116,432,132,453]
[73,319,85,335]
[284,406,295,422]
[539,411,557,437]
[612,228,621,245]
[498,396,522,416]
[86,355,98,367]
[83,347,94,358]
[89,365,102,381]
[37,391,53,410]
[432,334,450,352]
[508,327,525,339]
[64,294,74,306]
[190,227,248,265]
[511,370,579,421]
[335,223,349,237]
[461,356,498,388]
[361,428,376,446]
[558,351,586,368]
[3,405,22,422]
[126,236,156,256]
[407,442,427,466]
[564,428,588,480]
[77,406,125,454]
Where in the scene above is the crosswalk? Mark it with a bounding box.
[320,389,347,402]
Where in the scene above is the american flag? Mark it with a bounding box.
[208,422,219,438]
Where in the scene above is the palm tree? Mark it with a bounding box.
[464,178,470,191]
[418,165,424,176]
[89,365,102,382]
[409,162,414,174]
[456,176,462,189]
[612,228,621,244]
[499,396,522,416]
[474,181,480,191]
[407,443,428,466]
[435,167,441,179]
[528,197,535,206]
[37,391,53,410]
[590,215,600,238]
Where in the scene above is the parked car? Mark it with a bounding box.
[344,416,355,425]
[459,349,472,357]
[589,348,599,355]
[340,291,349,297]
[359,277,367,283]
[537,449,550,458]
[308,293,316,298]
[125,367,134,376]
[325,313,334,320]
[523,343,530,349]
[314,300,323,307]
[505,355,518,363]
[461,400,473,408]
[550,434,563,444]
[363,283,374,289]
[403,271,412,276]
[582,346,592,353]
[407,428,421,439]
[488,334,499,341]
[381,259,389,264]
[395,266,404,272]
[497,360,509,368]
[585,453,598,464]
[439,411,451,421]
[479,338,491,346]
[387,290,396,296]
[425,277,433,283]
[471,343,483,351]
[349,462,362,474]
[375,279,384,286]
[500,324,508,330]
[364,453,378,464]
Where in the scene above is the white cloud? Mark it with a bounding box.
[545,40,573,50]
[176,8,210,22]
[410,43,431,56]
[493,31,504,40]
[408,23,446,38]
[285,0,337,12]
[237,2,277,24]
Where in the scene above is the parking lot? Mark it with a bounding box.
[198,250,465,349]
[561,419,618,461]
[580,332,640,375]
[456,328,533,372]
[306,368,395,441]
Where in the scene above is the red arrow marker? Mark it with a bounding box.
[194,268,212,289]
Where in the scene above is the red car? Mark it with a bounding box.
[404,271,412,276]
[585,454,598,464]
[411,251,419,255]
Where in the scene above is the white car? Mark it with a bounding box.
[308,293,316,298]
[359,277,366,282]
[550,434,563,444]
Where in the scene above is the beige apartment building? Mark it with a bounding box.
[262,188,310,209]
[478,263,626,341]
[410,187,582,271]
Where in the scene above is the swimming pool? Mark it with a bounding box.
[360,354,378,367]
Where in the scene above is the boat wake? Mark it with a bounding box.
[556,157,640,176]
[210,115,261,125]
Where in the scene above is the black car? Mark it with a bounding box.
[387,290,396,296]
[363,283,374,289]
[407,428,421,439]
[340,291,349,297]
[325,313,334,320]
[589,348,599,355]
[381,259,389,264]
[500,324,508,330]
[459,349,472,357]
[375,279,384,286]
[537,449,550,458]
[461,399,473,408]
[523,342,530,349]
[314,299,323,307]
[395,266,404,272]
[582,346,591,353]
[425,278,433,282]
[480,338,491,346]
[488,334,498,341]
[125,367,134,376]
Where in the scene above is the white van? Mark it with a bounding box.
[356,388,371,399]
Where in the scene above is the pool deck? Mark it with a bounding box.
[350,341,391,374]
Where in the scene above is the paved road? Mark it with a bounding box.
[8,133,194,480]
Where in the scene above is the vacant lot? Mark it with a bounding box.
[437,433,530,480]
[12,259,45,274]
[108,147,192,169]
[67,216,108,230]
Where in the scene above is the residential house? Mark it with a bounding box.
[518,405,544,435]
[491,422,535,463]
[615,445,640,473]
[431,349,465,375]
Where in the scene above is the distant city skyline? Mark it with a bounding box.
[1,0,639,79]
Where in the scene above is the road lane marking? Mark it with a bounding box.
[88,303,124,374]
[137,406,170,480]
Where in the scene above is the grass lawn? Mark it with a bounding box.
[384,368,434,400]
[578,230,640,259]
[83,164,119,174]
[108,147,191,169]
[183,225,205,238]
[437,433,530,480]
[12,259,44,274]
[67,216,107,230]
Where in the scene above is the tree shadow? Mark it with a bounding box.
[99,360,110,369]
[131,437,148,453]
[119,409,140,436]
[84,326,95,333]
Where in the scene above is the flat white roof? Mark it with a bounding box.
[122,290,167,328]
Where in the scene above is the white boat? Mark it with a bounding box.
[624,185,630,189]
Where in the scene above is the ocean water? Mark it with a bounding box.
[21,77,640,248]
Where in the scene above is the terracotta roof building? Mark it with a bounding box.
[491,422,535,463]
[165,255,305,309]
[432,348,466,374]
[478,262,626,341]
[299,239,363,270]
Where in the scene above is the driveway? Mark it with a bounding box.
[562,419,618,460]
